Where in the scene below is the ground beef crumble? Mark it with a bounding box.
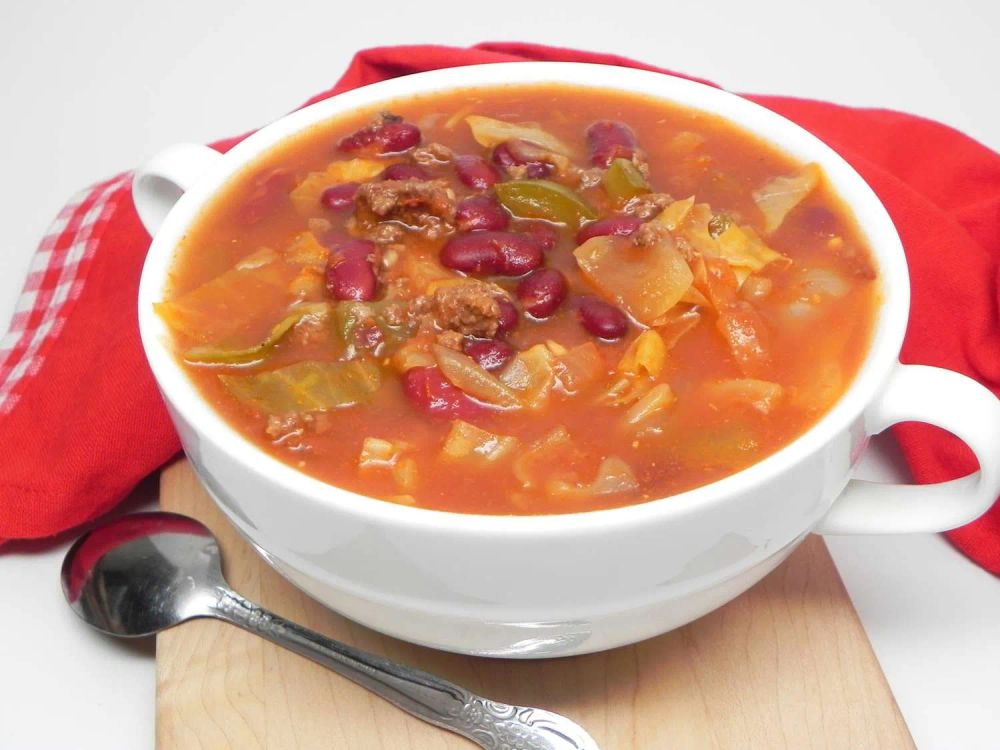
[411,142,453,164]
[623,192,674,220]
[366,222,406,245]
[266,414,305,443]
[429,280,501,338]
[355,179,456,240]
[632,221,669,248]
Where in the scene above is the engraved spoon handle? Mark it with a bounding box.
[211,588,599,750]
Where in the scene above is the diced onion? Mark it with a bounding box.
[552,342,604,395]
[392,338,436,372]
[359,437,403,469]
[546,456,639,500]
[392,457,419,492]
[601,376,652,407]
[512,427,572,488]
[702,378,784,415]
[359,438,418,492]
[623,383,676,425]
[589,457,640,495]
[434,345,521,408]
[441,420,520,463]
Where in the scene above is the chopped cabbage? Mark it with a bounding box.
[753,163,821,234]
[464,115,571,155]
[499,344,557,409]
[574,234,693,325]
[221,359,381,415]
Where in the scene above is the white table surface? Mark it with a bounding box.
[1,1,998,748]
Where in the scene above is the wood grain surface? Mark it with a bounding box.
[156,459,913,749]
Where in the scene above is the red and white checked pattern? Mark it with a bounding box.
[0,173,131,414]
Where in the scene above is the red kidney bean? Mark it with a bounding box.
[455,195,509,232]
[402,366,483,418]
[518,220,559,251]
[440,231,542,276]
[507,140,562,178]
[453,154,500,190]
[463,338,515,371]
[378,121,421,153]
[326,239,378,301]
[577,295,629,339]
[381,163,430,181]
[515,220,559,252]
[240,168,296,224]
[491,143,519,169]
[517,268,567,319]
[320,181,360,210]
[338,117,421,155]
[575,214,643,244]
[496,298,519,337]
[440,235,502,274]
[586,121,638,167]
[492,141,554,178]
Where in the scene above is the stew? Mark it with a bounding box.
[158,84,879,515]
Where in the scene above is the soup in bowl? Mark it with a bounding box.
[136,62,1000,657]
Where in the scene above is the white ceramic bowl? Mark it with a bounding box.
[135,62,1000,658]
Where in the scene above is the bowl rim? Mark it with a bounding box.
[137,61,910,538]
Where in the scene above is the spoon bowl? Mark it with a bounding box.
[62,511,601,750]
[62,512,223,638]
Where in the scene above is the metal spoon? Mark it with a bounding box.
[61,511,599,750]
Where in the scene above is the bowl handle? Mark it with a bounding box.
[816,364,1000,534]
[132,144,223,237]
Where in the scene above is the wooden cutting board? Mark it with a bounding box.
[156,459,913,749]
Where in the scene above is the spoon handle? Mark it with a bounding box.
[211,588,598,750]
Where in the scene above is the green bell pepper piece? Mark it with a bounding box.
[603,158,650,203]
[184,302,332,365]
[495,180,597,227]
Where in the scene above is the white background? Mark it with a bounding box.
[1,1,998,748]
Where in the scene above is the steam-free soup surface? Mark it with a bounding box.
[159,84,878,515]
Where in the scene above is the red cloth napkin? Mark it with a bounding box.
[2,43,998,572]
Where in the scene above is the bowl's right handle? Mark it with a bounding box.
[132,144,223,237]
[816,364,1000,535]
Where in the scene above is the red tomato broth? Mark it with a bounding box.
[159,84,879,515]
